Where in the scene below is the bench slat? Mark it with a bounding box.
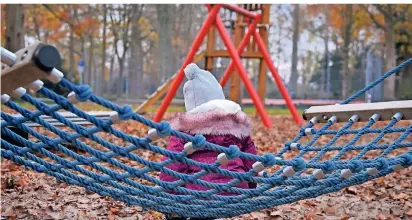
[2,111,112,127]
[303,100,412,122]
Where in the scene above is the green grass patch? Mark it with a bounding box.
[5,100,304,116]
[146,105,303,116]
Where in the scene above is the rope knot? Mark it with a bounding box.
[377,158,389,170]
[74,85,92,102]
[24,112,36,121]
[118,148,129,156]
[226,145,241,160]
[79,128,89,137]
[262,154,276,167]
[292,158,306,171]
[135,138,148,147]
[46,140,55,146]
[37,165,47,172]
[152,163,162,171]
[40,105,51,115]
[401,154,412,167]
[322,160,336,173]
[350,160,363,172]
[59,99,70,109]
[157,121,172,136]
[118,105,134,120]
[192,135,206,149]
[84,178,94,185]
[164,183,176,191]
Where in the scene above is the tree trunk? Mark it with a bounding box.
[99,4,107,96]
[322,7,330,97]
[383,25,396,100]
[290,4,300,95]
[87,5,94,89]
[5,4,24,52]
[118,58,125,96]
[80,38,85,84]
[341,5,352,99]
[109,52,115,80]
[128,5,144,98]
[156,5,172,82]
[88,38,94,87]
[69,6,75,82]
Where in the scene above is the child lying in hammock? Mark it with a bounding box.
[159,63,257,220]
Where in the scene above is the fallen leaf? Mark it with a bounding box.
[303,200,317,207]
[110,207,120,215]
[394,193,409,200]
[324,207,335,216]
[2,206,16,217]
[390,207,403,216]
[406,209,412,216]
[270,211,282,217]
[377,213,387,220]
[45,206,63,220]
[78,197,90,204]
[250,212,267,219]
[51,193,57,199]
[345,186,358,195]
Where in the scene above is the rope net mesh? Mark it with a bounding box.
[1,59,411,218]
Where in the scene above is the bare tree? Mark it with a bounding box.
[87,5,94,87]
[290,4,300,94]
[108,4,133,95]
[362,4,411,100]
[156,5,173,82]
[128,4,145,97]
[99,4,108,95]
[340,5,354,99]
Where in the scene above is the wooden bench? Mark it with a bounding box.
[1,111,112,146]
[1,111,112,127]
[303,101,412,123]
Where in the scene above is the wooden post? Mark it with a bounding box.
[229,10,243,104]
[1,43,62,95]
[205,26,215,72]
[257,4,270,104]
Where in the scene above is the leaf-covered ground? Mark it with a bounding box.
[1,113,411,220]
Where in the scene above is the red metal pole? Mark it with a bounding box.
[153,5,222,122]
[222,4,257,18]
[209,7,272,128]
[219,15,260,87]
[253,32,304,125]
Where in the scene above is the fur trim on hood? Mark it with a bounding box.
[170,100,252,138]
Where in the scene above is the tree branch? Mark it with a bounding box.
[399,5,410,17]
[42,4,73,28]
[361,4,386,30]
[55,40,82,56]
[373,4,392,20]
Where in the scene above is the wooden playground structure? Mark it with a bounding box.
[136,4,303,127]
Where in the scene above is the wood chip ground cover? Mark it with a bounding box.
[1,113,411,220]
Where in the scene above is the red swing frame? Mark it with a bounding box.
[153,4,303,127]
